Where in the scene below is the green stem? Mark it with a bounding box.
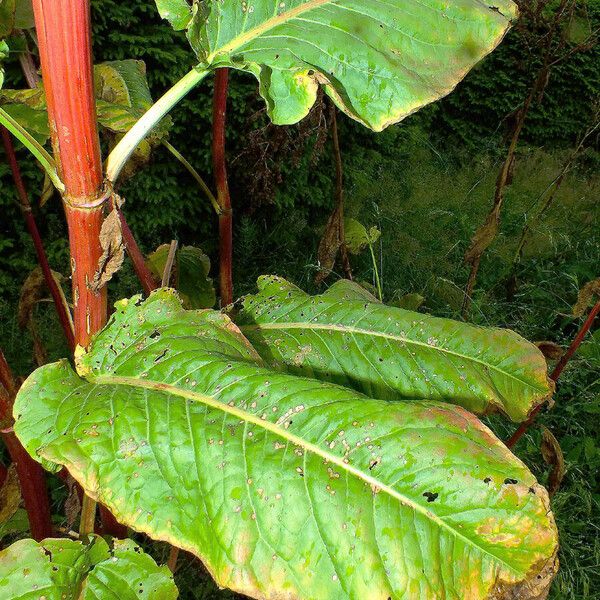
[0,106,64,192]
[368,242,383,301]
[162,140,221,215]
[106,67,209,184]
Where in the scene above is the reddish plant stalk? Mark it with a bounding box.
[32,0,125,538]
[507,298,600,448]
[212,68,233,306]
[0,351,53,540]
[1,126,75,351]
[114,201,158,295]
[32,0,106,348]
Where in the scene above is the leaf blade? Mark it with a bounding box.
[15,290,558,599]
[178,0,518,129]
[231,276,553,422]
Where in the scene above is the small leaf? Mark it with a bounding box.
[14,290,558,599]
[541,427,565,498]
[155,0,192,31]
[344,218,380,254]
[0,40,8,89]
[147,244,215,308]
[14,0,33,30]
[0,0,16,38]
[392,292,425,311]
[0,536,178,599]
[231,276,554,422]
[163,0,517,130]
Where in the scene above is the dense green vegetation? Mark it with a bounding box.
[0,1,599,599]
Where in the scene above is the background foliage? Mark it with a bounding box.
[0,1,599,598]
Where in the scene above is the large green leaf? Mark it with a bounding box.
[159,0,517,129]
[230,276,553,422]
[0,535,178,599]
[14,290,557,599]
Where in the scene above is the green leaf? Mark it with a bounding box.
[14,0,34,30]
[14,290,558,599]
[344,218,381,254]
[95,60,156,133]
[156,0,192,31]
[0,0,16,39]
[147,244,216,309]
[0,535,178,599]
[0,40,8,89]
[231,276,554,422]
[392,292,425,311]
[167,0,517,129]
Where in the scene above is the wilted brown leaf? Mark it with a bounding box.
[572,278,600,317]
[541,426,565,498]
[18,267,70,366]
[89,201,125,293]
[535,341,564,362]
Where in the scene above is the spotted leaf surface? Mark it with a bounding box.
[160,0,517,129]
[0,536,178,599]
[14,289,558,599]
[231,276,553,422]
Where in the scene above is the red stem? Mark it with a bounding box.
[115,204,158,295]
[32,0,125,538]
[0,350,53,540]
[507,298,600,448]
[212,68,233,306]
[1,126,75,351]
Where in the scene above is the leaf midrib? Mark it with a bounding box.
[240,322,547,394]
[94,373,522,577]
[207,0,332,61]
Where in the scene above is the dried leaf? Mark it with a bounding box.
[0,465,21,525]
[535,341,564,361]
[573,278,600,317]
[89,205,125,293]
[465,208,500,265]
[63,473,81,531]
[541,426,565,498]
[18,267,70,366]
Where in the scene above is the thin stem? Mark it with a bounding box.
[331,107,352,280]
[1,126,75,351]
[368,242,383,301]
[113,199,159,295]
[106,68,209,184]
[212,68,233,306]
[0,107,64,192]
[163,140,221,215]
[506,298,600,448]
[162,240,179,287]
